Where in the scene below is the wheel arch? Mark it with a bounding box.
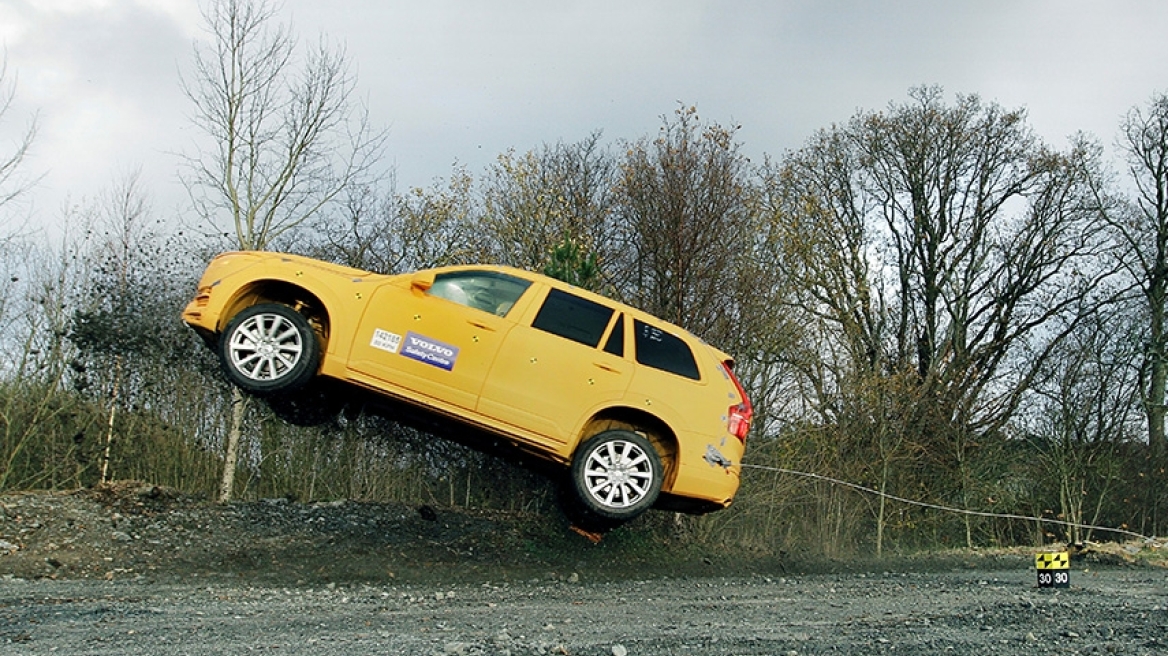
[218,279,333,349]
[576,408,680,492]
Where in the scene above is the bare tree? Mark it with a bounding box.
[0,50,40,339]
[180,0,386,501]
[181,0,385,249]
[1,218,97,490]
[311,167,485,273]
[1110,93,1168,461]
[1020,308,1140,543]
[310,180,406,273]
[769,87,1110,547]
[0,54,37,220]
[0,54,37,351]
[482,133,618,285]
[94,174,147,483]
[66,171,162,483]
[396,168,488,269]
[615,105,754,344]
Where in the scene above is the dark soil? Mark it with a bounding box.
[0,482,617,585]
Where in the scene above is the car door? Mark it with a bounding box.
[477,288,632,446]
[347,270,532,410]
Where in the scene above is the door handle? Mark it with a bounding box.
[468,320,496,331]
[593,362,622,373]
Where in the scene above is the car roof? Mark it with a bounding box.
[249,252,734,364]
[423,263,734,363]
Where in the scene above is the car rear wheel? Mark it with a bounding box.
[569,430,662,524]
[219,303,320,396]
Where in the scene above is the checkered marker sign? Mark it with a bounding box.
[1035,551,1070,588]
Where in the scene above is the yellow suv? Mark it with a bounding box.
[183,251,751,527]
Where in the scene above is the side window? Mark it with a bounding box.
[634,319,700,380]
[532,288,614,347]
[428,271,531,316]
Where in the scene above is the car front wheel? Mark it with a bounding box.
[219,303,320,396]
[570,430,663,523]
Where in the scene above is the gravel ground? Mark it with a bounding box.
[2,484,1167,655]
[3,569,1168,655]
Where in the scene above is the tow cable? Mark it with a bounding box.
[739,463,1157,543]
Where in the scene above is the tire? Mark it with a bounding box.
[569,430,663,524]
[219,303,320,396]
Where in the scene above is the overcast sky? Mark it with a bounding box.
[1,0,1166,233]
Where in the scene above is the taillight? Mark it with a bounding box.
[723,361,752,441]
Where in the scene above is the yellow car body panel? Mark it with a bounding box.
[348,279,513,411]
[182,251,751,513]
[476,288,633,451]
[623,353,745,499]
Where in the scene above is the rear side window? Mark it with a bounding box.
[634,319,700,380]
[532,288,615,347]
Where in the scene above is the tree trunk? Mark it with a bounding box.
[99,355,123,484]
[1146,299,1167,461]
[218,387,247,503]
[876,463,888,558]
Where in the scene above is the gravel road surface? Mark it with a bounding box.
[3,486,1167,655]
[4,567,1167,655]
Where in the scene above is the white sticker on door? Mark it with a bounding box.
[370,329,403,354]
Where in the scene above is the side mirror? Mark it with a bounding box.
[410,271,434,292]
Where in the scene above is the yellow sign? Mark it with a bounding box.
[1035,551,1070,588]
[1035,551,1069,570]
